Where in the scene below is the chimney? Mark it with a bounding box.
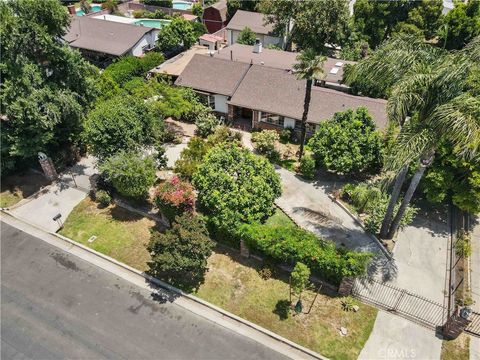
[253,39,262,53]
[67,5,76,16]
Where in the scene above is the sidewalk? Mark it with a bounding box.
[1,212,325,360]
[9,156,97,232]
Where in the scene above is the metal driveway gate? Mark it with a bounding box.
[465,311,480,337]
[351,277,446,330]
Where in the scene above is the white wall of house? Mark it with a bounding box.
[214,94,228,113]
[129,31,159,56]
[284,117,296,129]
[227,29,282,47]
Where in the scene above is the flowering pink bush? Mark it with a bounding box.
[155,176,195,221]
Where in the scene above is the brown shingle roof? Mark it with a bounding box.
[228,65,387,129]
[211,0,228,21]
[226,10,274,35]
[63,17,155,56]
[174,54,250,96]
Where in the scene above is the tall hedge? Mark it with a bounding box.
[240,222,372,285]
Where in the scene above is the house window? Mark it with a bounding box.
[260,112,284,127]
[197,93,215,109]
[294,121,317,134]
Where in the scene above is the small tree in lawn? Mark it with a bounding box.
[290,262,310,308]
[251,130,279,157]
[293,49,326,160]
[195,111,221,138]
[100,150,157,199]
[237,27,257,45]
[147,214,215,290]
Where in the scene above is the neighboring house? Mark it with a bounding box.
[203,0,228,33]
[226,10,283,47]
[174,54,387,136]
[63,17,159,66]
[212,43,355,91]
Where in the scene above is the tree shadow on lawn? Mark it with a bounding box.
[273,299,291,320]
[109,205,145,222]
[1,170,50,198]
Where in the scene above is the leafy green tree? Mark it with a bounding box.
[291,262,310,301]
[192,3,203,18]
[251,130,279,156]
[439,0,480,50]
[291,0,349,53]
[141,0,173,7]
[378,37,480,239]
[157,17,199,53]
[0,0,97,175]
[258,0,297,50]
[308,108,383,175]
[147,214,214,290]
[193,142,282,230]
[100,150,157,198]
[293,49,326,160]
[226,0,261,20]
[236,27,257,45]
[422,142,480,214]
[83,95,160,159]
[403,0,443,40]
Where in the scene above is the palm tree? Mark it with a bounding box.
[293,49,326,160]
[378,37,480,239]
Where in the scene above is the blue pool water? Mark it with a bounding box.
[172,1,192,10]
[76,5,102,16]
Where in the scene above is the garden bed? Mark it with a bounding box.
[60,198,377,360]
[1,170,50,208]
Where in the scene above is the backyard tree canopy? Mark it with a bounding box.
[0,0,97,175]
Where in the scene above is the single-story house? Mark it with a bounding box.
[226,10,283,47]
[212,43,355,90]
[199,33,225,50]
[63,16,159,66]
[174,54,387,136]
[203,0,228,33]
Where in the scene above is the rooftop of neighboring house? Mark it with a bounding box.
[212,43,356,84]
[228,65,387,128]
[174,54,250,96]
[63,16,155,56]
[206,0,228,21]
[226,10,274,35]
[174,54,387,129]
[150,45,212,77]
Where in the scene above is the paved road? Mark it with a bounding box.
[1,222,288,360]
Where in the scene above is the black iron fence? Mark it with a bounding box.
[352,277,446,330]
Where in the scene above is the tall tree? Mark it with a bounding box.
[439,0,480,50]
[292,49,326,160]
[379,38,480,238]
[292,0,349,53]
[258,0,297,50]
[0,0,97,175]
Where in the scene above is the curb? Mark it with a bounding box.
[327,194,393,260]
[1,210,327,360]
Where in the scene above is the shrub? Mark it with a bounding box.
[83,95,160,160]
[341,296,357,311]
[258,267,272,280]
[95,190,111,207]
[251,130,279,156]
[455,230,472,258]
[299,155,316,180]
[100,151,157,199]
[343,182,383,213]
[103,53,164,86]
[291,262,311,296]
[280,127,295,143]
[237,26,257,45]
[363,197,418,234]
[195,112,221,138]
[155,176,195,221]
[147,213,215,290]
[141,0,172,7]
[308,107,384,175]
[193,142,282,231]
[240,222,372,285]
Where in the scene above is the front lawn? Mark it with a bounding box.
[441,334,470,360]
[60,198,377,359]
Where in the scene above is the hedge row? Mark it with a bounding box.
[239,222,372,285]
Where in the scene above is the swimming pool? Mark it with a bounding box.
[134,19,172,29]
[172,1,192,10]
[76,4,102,16]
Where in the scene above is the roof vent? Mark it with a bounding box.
[330,67,339,74]
[253,39,262,53]
[335,61,344,67]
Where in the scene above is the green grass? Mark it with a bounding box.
[59,198,161,271]
[441,334,470,360]
[60,199,377,359]
[1,171,50,208]
[276,158,297,171]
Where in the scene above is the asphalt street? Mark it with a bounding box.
[1,221,288,360]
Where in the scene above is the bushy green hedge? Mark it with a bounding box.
[103,53,164,86]
[239,222,372,285]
